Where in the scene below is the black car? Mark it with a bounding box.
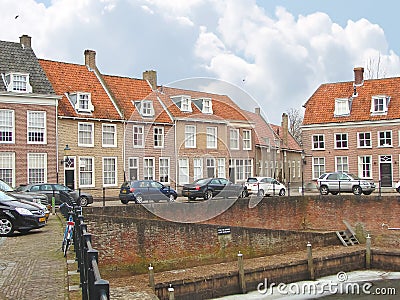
[15,183,94,206]
[181,177,247,201]
[119,180,178,204]
[0,190,47,236]
[0,179,49,208]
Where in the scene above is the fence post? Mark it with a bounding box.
[307,242,315,280]
[168,285,175,300]
[366,234,371,269]
[238,251,246,293]
[149,264,155,291]
[102,187,106,207]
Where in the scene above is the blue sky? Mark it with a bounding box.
[1,0,399,124]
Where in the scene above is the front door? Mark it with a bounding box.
[380,156,392,187]
[64,156,75,190]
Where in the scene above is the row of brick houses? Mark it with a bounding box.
[0,35,302,197]
[302,67,400,188]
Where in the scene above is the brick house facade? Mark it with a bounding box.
[302,67,400,188]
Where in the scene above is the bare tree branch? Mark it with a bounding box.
[287,108,303,146]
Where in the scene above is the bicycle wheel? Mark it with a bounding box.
[63,239,70,257]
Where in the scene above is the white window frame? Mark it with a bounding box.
[335,156,349,173]
[159,157,170,184]
[202,98,213,114]
[230,128,239,150]
[243,129,251,150]
[312,157,325,180]
[357,132,372,148]
[78,122,94,147]
[292,161,296,178]
[103,157,117,187]
[193,158,203,181]
[181,96,192,112]
[334,133,348,149]
[185,125,196,148]
[206,158,216,178]
[0,109,15,144]
[217,158,225,178]
[27,153,47,184]
[378,130,392,147]
[334,98,350,116]
[143,157,155,180]
[102,124,117,147]
[128,157,139,181]
[371,95,390,115]
[206,127,217,149]
[0,152,15,187]
[312,134,325,150]
[3,72,32,93]
[141,100,154,117]
[154,126,164,148]
[358,156,372,179]
[178,158,189,184]
[27,111,46,144]
[133,125,144,148]
[79,157,95,187]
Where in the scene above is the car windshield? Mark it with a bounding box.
[0,190,15,201]
[194,178,211,185]
[0,180,13,192]
[247,178,258,183]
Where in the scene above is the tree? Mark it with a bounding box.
[365,54,387,79]
[287,108,303,146]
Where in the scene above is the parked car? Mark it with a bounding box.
[181,177,247,201]
[245,177,286,197]
[0,179,49,208]
[317,172,375,195]
[15,183,93,206]
[119,180,177,204]
[0,190,47,236]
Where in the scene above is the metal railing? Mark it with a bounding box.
[60,191,110,300]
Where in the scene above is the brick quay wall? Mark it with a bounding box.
[83,195,400,274]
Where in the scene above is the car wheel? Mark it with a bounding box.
[239,190,247,198]
[79,196,88,207]
[204,190,213,200]
[319,186,329,195]
[352,186,362,195]
[0,217,14,236]
[167,194,175,202]
[330,191,339,195]
[279,189,285,196]
[363,191,372,195]
[257,189,264,197]
[188,196,196,201]
[121,199,129,204]
[135,195,144,203]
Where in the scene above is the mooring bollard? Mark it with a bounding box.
[307,242,315,280]
[238,251,246,294]
[168,284,175,300]
[366,234,371,269]
[148,264,155,291]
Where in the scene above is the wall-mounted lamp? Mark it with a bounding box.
[60,144,71,165]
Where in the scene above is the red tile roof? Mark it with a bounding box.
[102,75,172,123]
[303,76,400,125]
[39,59,121,120]
[159,86,250,122]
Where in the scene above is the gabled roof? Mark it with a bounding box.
[0,40,54,94]
[303,76,400,125]
[102,74,172,124]
[159,86,250,123]
[269,124,302,151]
[39,59,121,120]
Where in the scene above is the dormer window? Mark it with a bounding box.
[371,95,390,115]
[141,100,154,117]
[2,73,32,93]
[171,95,192,112]
[68,92,94,113]
[202,98,213,114]
[334,98,351,116]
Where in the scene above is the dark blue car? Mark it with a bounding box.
[119,180,177,204]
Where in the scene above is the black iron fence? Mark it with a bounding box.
[60,191,110,300]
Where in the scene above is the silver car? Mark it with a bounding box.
[317,172,375,195]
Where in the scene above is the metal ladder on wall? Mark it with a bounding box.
[336,220,360,246]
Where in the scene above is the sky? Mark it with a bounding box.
[1,0,400,125]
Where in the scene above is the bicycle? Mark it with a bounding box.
[61,204,75,257]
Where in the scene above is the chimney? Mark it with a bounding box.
[281,113,288,146]
[354,67,364,86]
[84,49,96,70]
[143,70,157,90]
[19,35,31,49]
[255,107,261,115]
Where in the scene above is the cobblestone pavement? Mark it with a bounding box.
[0,214,67,300]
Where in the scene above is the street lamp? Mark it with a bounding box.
[60,144,71,165]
